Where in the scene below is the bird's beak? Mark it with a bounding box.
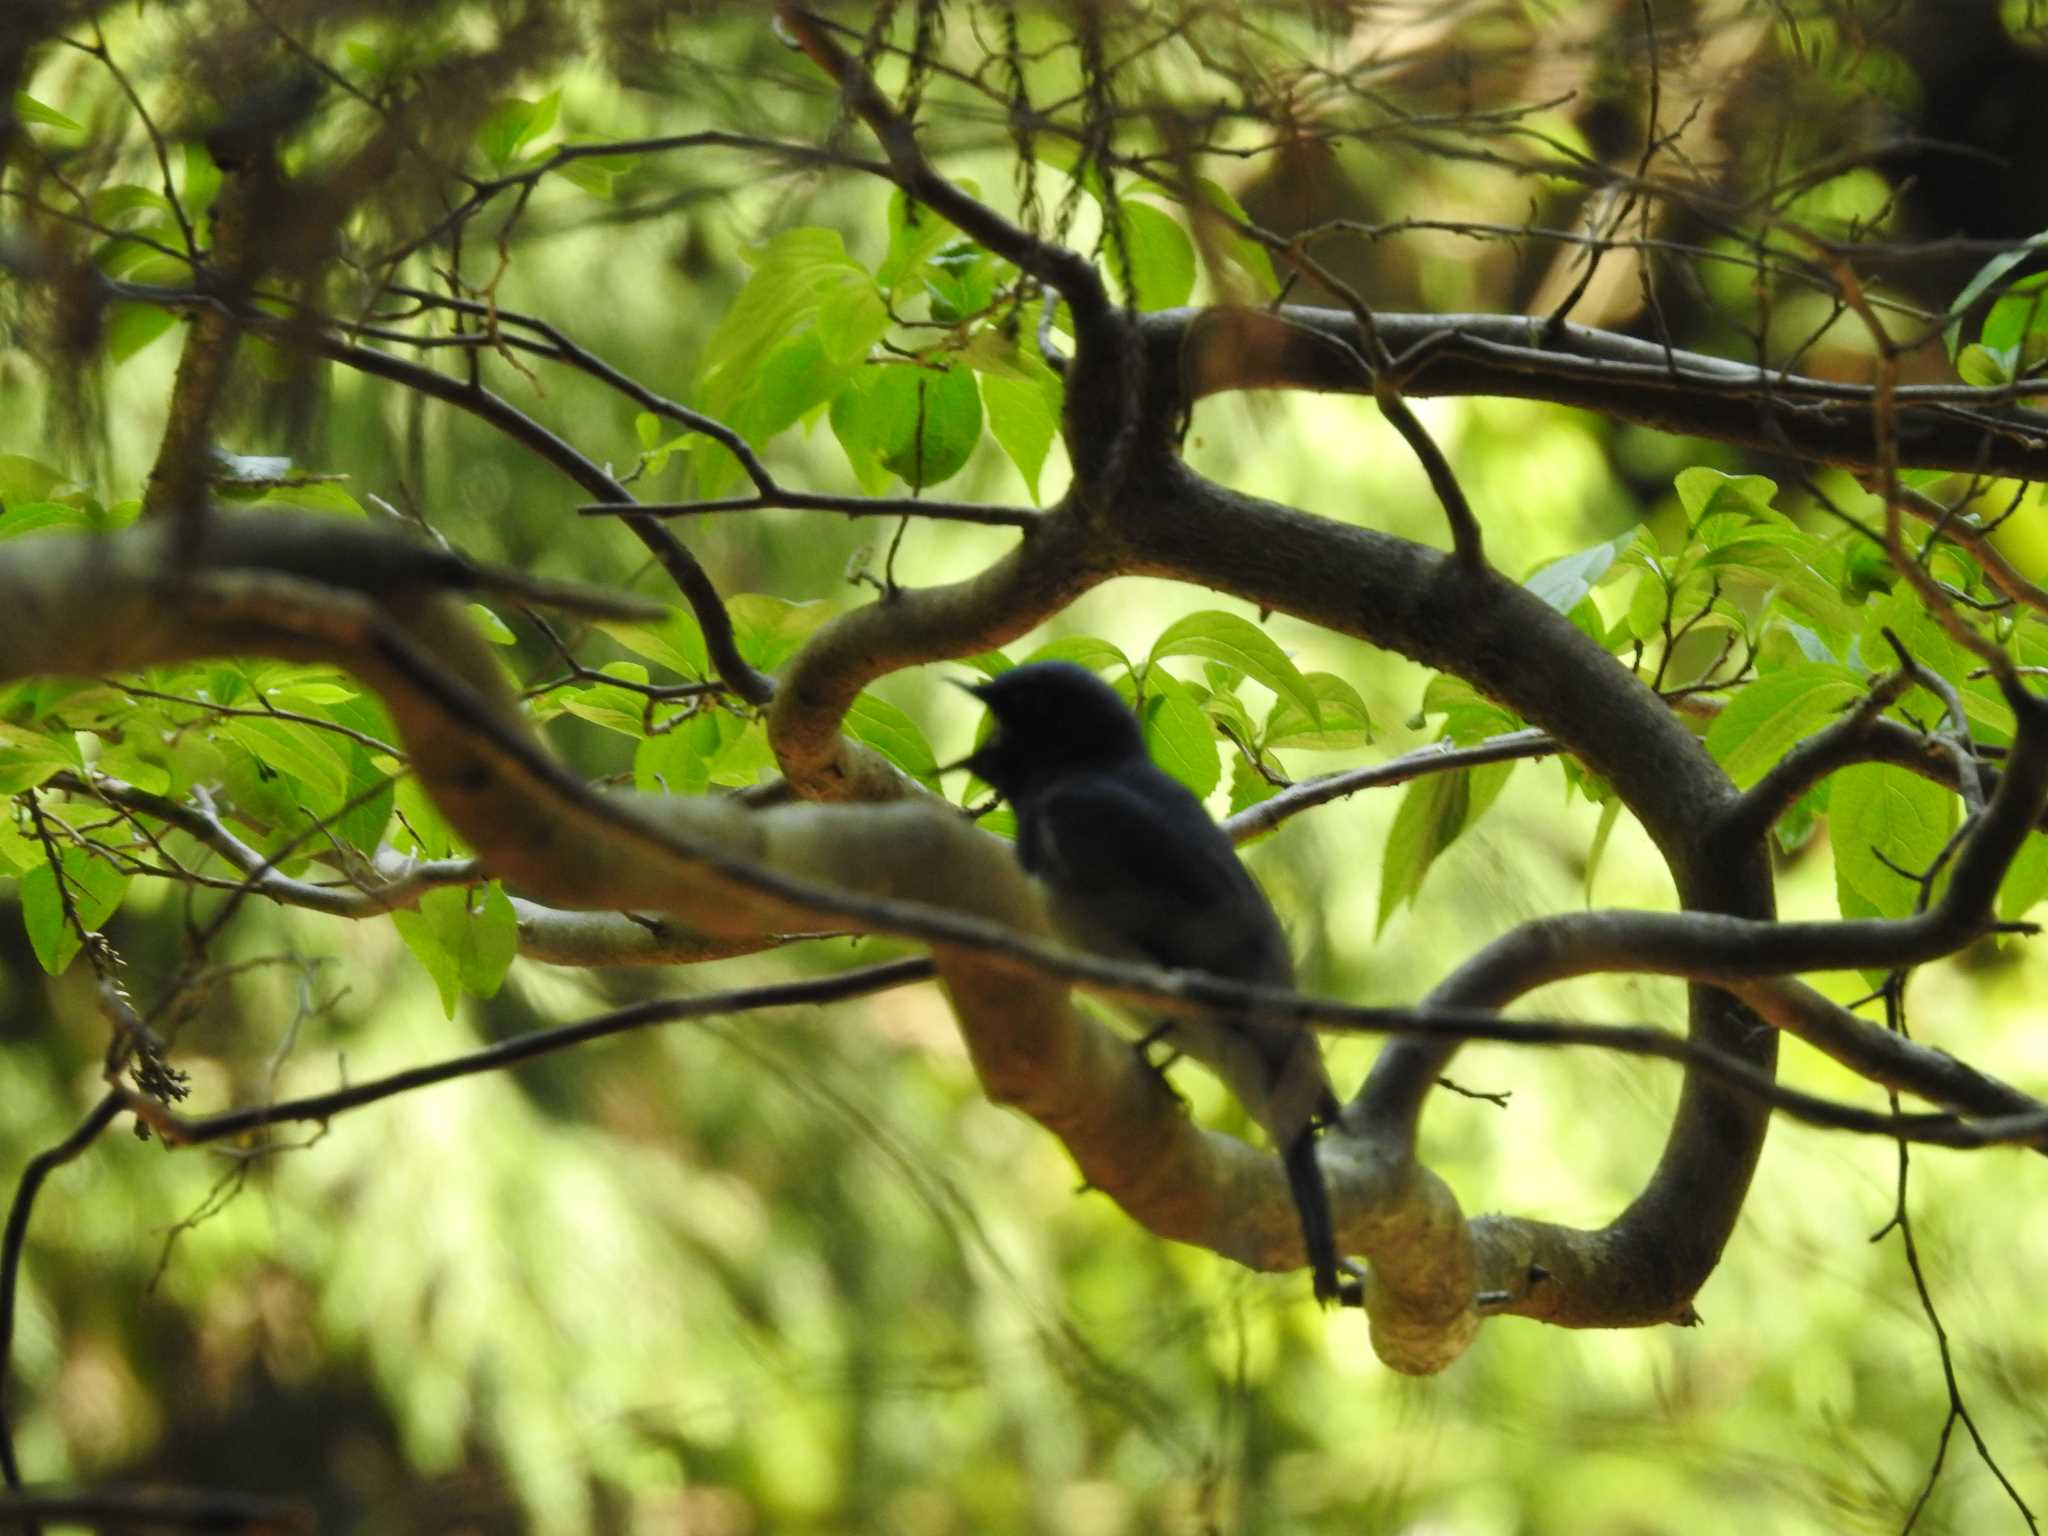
[940,676,995,776]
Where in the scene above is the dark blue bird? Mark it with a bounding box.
[959,660,1360,1307]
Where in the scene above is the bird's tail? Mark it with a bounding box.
[1282,1127,1358,1307]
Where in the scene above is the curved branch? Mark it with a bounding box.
[1166,307,2048,479]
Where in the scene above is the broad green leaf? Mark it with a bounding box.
[635,712,717,796]
[221,716,348,801]
[182,142,222,220]
[1228,752,1281,816]
[105,304,178,364]
[1979,272,2048,370]
[1115,200,1197,309]
[553,148,637,200]
[0,503,95,541]
[476,91,559,168]
[1674,468,1782,532]
[1945,226,2048,359]
[844,694,941,789]
[558,683,649,738]
[1999,831,2048,921]
[922,242,1002,322]
[22,848,129,975]
[1135,668,1219,798]
[1021,635,1130,674]
[696,229,879,493]
[1377,760,1514,933]
[729,594,834,671]
[1264,672,1373,751]
[599,610,708,680]
[1830,763,1955,923]
[335,745,395,855]
[1704,663,1865,789]
[1957,343,2012,387]
[393,883,518,1017]
[0,720,77,793]
[1524,525,1641,614]
[877,189,962,291]
[89,184,173,225]
[704,717,775,787]
[980,374,1059,502]
[1149,610,1320,729]
[390,772,456,858]
[815,277,890,365]
[0,455,70,504]
[832,363,983,490]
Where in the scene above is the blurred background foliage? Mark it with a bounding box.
[1,1,2046,1531]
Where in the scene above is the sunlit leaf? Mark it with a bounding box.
[1134,667,1218,798]
[1830,763,1955,923]
[845,693,941,789]
[1148,611,1320,729]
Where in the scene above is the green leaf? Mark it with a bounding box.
[182,142,222,220]
[0,721,79,793]
[393,883,518,1017]
[221,716,348,801]
[979,374,1058,503]
[1135,668,1219,798]
[1999,831,2048,922]
[1524,525,1641,613]
[476,90,559,168]
[1115,200,1197,309]
[1945,226,2048,359]
[1021,635,1131,675]
[1957,342,2013,387]
[1674,468,1782,531]
[335,745,395,855]
[844,694,940,789]
[552,152,624,200]
[1228,753,1281,816]
[815,277,890,366]
[1148,611,1320,729]
[635,713,717,796]
[105,303,179,364]
[832,363,983,490]
[728,594,834,670]
[1264,672,1373,751]
[1703,663,1865,789]
[14,91,82,133]
[22,848,129,975]
[1830,763,1955,923]
[877,189,963,291]
[1376,760,1514,933]
[0,455,70,504]
[1193,177,1278,296]
[599,609,708,679]
[961,332,1064,503]
[467,604,518,646]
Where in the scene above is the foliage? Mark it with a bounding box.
[2,1,2048,1533]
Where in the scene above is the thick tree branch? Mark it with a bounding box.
[1165,308,2048,479]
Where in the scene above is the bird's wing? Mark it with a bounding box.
[1021,768,1293,985]
[1020,768,1335,1142]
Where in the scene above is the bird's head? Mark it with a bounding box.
[955,661,1149,798]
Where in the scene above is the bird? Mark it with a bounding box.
[956,660,1361,1307]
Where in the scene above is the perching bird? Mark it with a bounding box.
[958,660,1360,1307]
